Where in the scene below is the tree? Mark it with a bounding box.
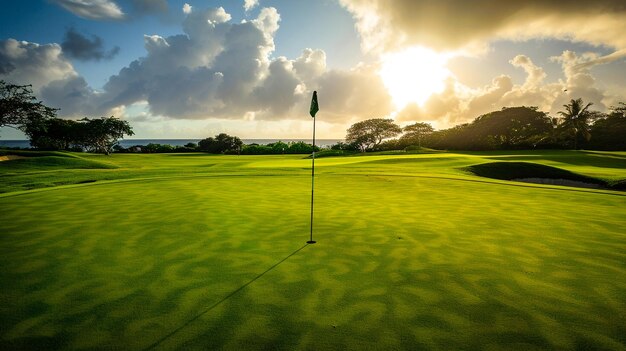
[23,116,133,154]
[198,133,243,154]
[423,107,552,150]
[0,81,57,132]
[27,118,82,150]
[268,141,289,154]
[587,102,626,150]
[402,122,434,148]
[557,98,599,149]
[610,102,626,118]
[345,118,402,152]
[80,117,134,154]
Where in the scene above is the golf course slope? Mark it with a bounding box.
[0,150,625,350]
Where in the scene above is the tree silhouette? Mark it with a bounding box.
[558,98,596,149]
[0,80,57,133]
[587,102,626,150]
[402,122,434,148]
[198,133,243,154]
[24,116,133,154]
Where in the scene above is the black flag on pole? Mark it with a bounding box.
[308,91,318,244]
[310,91,319,118]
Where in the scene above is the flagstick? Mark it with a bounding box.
[308,114,317,244]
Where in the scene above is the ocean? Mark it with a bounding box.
[0,139,343,149]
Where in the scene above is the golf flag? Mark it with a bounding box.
[310,91,319,117]
[307,90,318,244]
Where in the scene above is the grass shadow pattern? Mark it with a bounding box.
[0,157,625,350]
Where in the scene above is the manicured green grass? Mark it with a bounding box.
[1,150,625,350]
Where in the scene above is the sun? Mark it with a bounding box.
[379,46,452,109]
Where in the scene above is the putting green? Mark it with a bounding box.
[1,152,625,350]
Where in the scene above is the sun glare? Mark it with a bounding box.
[380,46,451,109]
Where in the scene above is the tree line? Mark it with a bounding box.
[342,99,626,152]
[1,81,133,154]
[117,136,319,155]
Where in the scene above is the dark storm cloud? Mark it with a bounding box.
[0,58,16,74]
[61,28,120,61]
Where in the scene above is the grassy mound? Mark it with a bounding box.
[463,161,606,185]
[0,149,79,158]
[0,156,117,171]
[403,146,443,153]
[310,150,358,158]
[312,147,443,159]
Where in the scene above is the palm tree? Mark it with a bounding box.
[558,98,594,149]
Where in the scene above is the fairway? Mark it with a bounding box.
[1,152,625,350]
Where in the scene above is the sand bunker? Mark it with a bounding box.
[0,155,26,162]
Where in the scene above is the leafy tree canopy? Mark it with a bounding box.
[345,118,402,152]
[198,133,243,154]
[0,80,57,132]
[401,122,434,147]
[587,102,626,150]
[426,106,553,150]
[24,116,133,154]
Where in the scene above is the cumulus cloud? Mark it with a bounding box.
[244,0,259,12]
[339,0,626,53]
[396,50,614,128]
[120,7,273,118]
[61,28,120,61]
[293,48,326,82]
[0,39,77,91]
[0,38,99,117]
[92,6,392,123]
[39,76,98,116]
[51,0,125,20]
[549,50,607,112]
[509,55,545,88]
[182,3,192,15]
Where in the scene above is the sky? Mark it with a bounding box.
[1,0,625,139]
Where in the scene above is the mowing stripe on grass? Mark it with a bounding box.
[142,243,310,351]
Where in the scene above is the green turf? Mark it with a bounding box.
[0,156,118,172]
[1,150,625,350]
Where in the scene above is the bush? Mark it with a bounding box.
[198,133,243,154]
[330,141,359,151]
[312,150,358,158]
[142,143,174,153]
[241,141,319,155]
[241,144,273,155]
